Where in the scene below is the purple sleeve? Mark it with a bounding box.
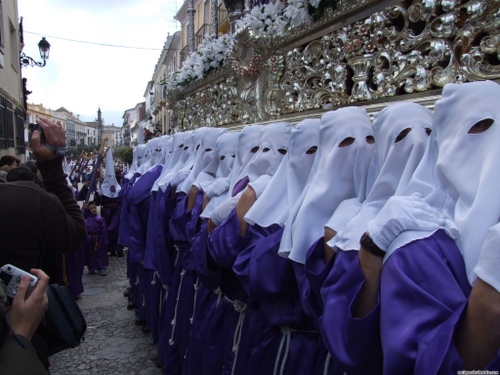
[296,237,336,320]
[153,190,176,286]
[128,165,162,205]
[233,227,292,300]
[207,209,251,269]
[319,250,383,375]
[381,230,475,374]
[169,193,191,244]
[144,196,159,269]
[99,216,108,245]
[186,190,205,243]
[191,220,222,291]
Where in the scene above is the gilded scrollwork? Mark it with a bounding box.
[171,0,500,129]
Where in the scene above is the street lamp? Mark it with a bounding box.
[20,37,51,68]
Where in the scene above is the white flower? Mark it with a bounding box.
[309,0,321,7]
[283,0,312,28]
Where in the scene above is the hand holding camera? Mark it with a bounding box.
[0,264,38,306]
[1,265,49,340]
[30,117,67,160]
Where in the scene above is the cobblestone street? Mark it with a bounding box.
[49,251,162,375]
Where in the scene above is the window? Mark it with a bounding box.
[9,21,18,71]
[0,1,4,48]
[0,95,14,149]
[15,108,25,154]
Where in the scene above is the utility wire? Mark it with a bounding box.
[24,31,179,51]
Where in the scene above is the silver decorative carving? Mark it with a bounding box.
[169,0,500,130]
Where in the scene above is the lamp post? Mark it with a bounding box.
[20,37,51,68]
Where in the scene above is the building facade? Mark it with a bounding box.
[0,0,26,160]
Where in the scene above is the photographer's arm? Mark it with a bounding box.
[33,118,87,253]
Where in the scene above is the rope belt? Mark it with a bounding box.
[169,268,186,346]
[190,277,200,324]
[224,296,248,375]
[215,287,223,308]
[324,352,332,375]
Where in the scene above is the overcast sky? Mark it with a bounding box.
[18,0,180,127]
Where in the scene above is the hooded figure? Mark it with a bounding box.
[278,107,375,264]
[209,122,293,226]
[200,125,263,220]
[206,122,292,375]
[177,128,228,194]
[348,81,500,374]
[230,118,337,375]
[319,102,440,375]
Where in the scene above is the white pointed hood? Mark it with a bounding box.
[100,148,121,198]
[245,119,320,228]
[279,107,375,263]
[330,102,433,252]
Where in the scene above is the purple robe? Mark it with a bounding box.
[319,229,500,374]
[189,220,232,375]
[99,195,124,255]
[208,209,279,375]
[233,228,339,375]
[62,246,85,297]
[128,166,163,324]
[117,174,140,248]
[128,165,163,263]
[84,214,109,272]
[319,248,381,375]
[381,230,499,373]
[160,192,197,375]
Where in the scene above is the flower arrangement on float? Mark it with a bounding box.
[161,0,337,94]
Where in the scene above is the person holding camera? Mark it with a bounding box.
[0,269,50,375]
[0,117,87,369]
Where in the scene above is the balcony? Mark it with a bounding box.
[180,45,190,66]
[195,24,212,49]
[218,4,228,27]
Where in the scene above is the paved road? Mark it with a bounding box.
[49,251,162,375]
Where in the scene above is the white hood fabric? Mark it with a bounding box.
[386,81,500,286]
[195,131,238,191]
[213,132,239,179]
[330,102,433,252]
[200,125,263,219]
[279,107,375,263]
[157,131,194,192]
[178,128,228,194]
[209,122,293,225]
[245,119,320,228]
[153,133,185,192]
[245,122,293,183]
[154,135,173,166]
[100,148,121,198]
[125,144,146,179]
[137,138,158,175]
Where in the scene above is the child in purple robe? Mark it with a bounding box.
[84,201,109,276]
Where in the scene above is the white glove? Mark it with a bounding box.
[192,172,215,191]
[169,169,190,188]
[325,198,363,233]
[247,175,272,200]
[210,195,240,226]
[206,178,230,199]
[367,195,445,251]
[474,222,500,293]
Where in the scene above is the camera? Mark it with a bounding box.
[0,264,38,306]
[28,122,40,133]
[28,122,45,140]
